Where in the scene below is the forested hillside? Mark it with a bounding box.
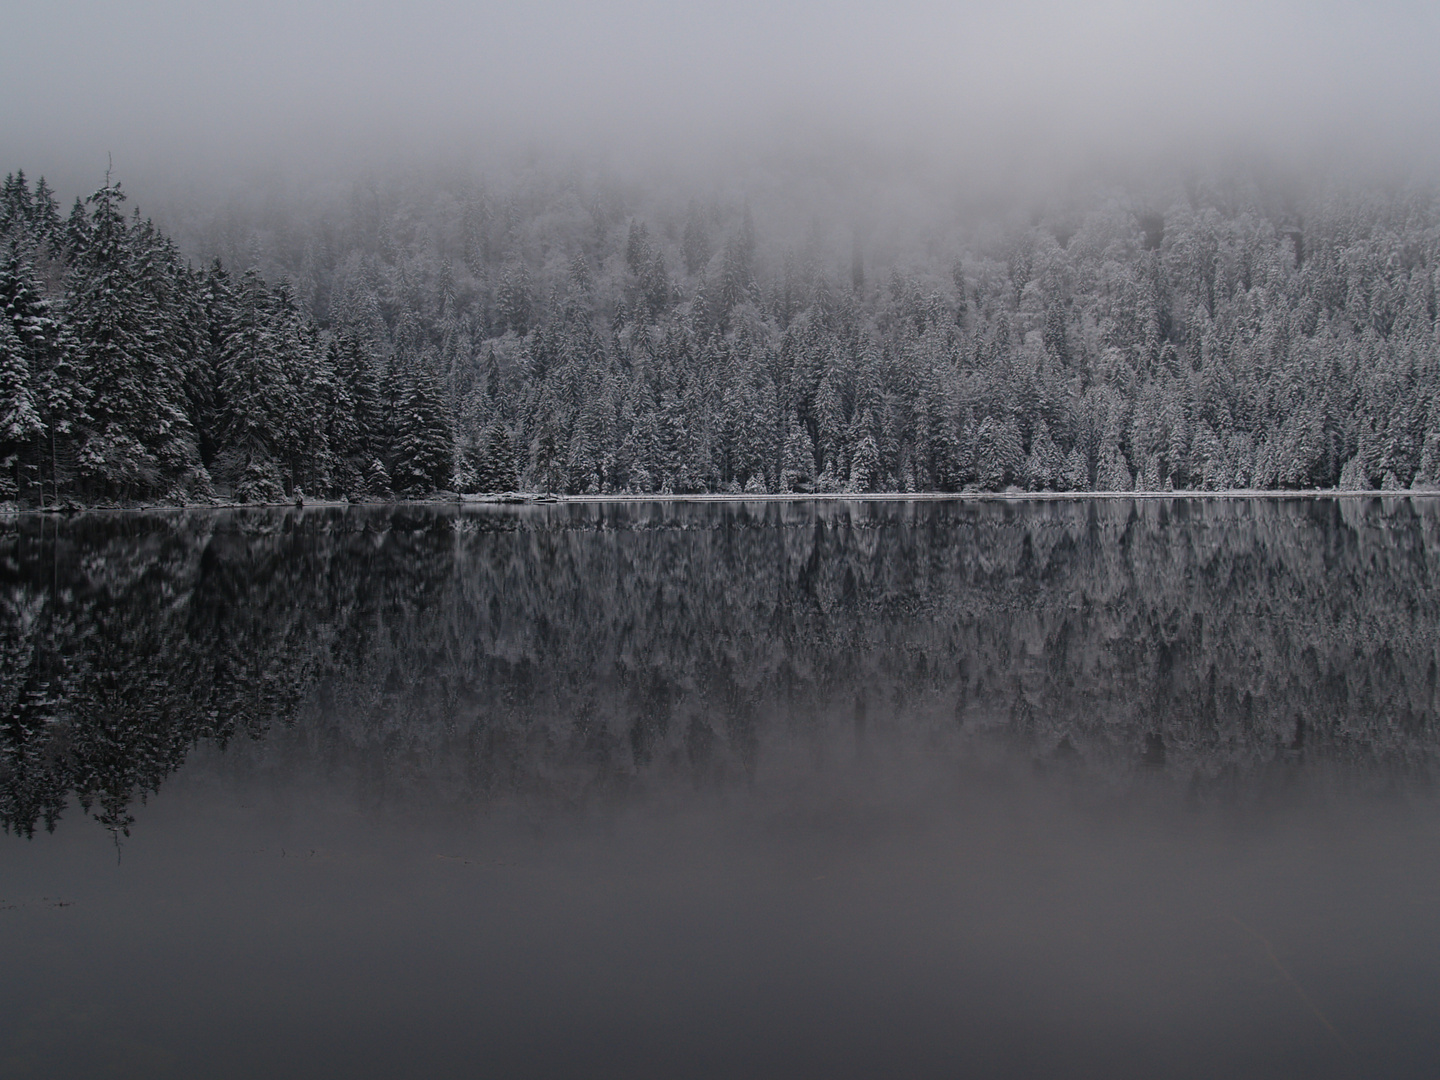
[4,166,1440,504]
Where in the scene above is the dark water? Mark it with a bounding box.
[4,497,1440,1079]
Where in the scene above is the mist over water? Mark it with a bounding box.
[4,499,1440,1076]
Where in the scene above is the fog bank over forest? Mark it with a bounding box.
[4,0,1439,206]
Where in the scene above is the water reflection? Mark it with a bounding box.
[4,497,1439,838]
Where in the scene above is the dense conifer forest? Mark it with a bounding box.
[3,166,1440,505]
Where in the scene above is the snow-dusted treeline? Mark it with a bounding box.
[0,172,452,505]
[5,166,1440,503]
[183,166,1440,495]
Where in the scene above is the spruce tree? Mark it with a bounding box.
[268,282,325,495]
[976,415,1025,490]
[1060,446,1090,491]
[1410,434,1440,490]
[849,429,880,492]
[197,260,235,470]
[0,318,43,498]
[483,423,518,492]
[0,250,69,501]
[217,269,288,496]
[125,216,201,485]
[391,367,454,496]
[67,180,164,497]
[1024,421,1064,491]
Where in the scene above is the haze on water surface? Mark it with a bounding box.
[4,498,1440,1078]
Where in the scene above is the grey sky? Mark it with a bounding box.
[3,0,1438,196]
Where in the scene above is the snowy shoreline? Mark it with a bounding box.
[4,488,1439,517]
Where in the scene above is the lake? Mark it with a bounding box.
[4,497,1440,1078]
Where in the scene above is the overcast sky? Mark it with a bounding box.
[3,0,1438,198]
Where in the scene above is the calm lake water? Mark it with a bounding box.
[4,497,1440,1079]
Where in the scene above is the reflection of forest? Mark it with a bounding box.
[3,498,1439,837]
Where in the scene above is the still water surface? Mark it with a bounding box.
[4,498,1440,1078]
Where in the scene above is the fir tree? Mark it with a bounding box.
[849,429,880,492]
[1098,444,1134,491]
[1411,434,1440,490]
[1060,446,1090,491]
[482,423,518,492]
[67,180,168,496]
[0,318,43,498]
[976,415,1025,490]
[391,367,454,496]
[217,269,286,491]
[1025,421,1064,490]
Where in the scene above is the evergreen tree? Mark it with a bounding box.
[391,368,454,496]
[217,269,287,495]
[363,457,394,500]
[268,281,325,494]
[0,249,72,501]
[483,423,518,492]
[1024,421,1064,490]
[1410,433,1440,490]
[0,318,43,498]
[1060,446,1089,491]
[498,264,533,336]
[67,180,178,497]
[331,331,383,465]
[1098,444,1134,491]
[849,428,880,492]
[976,415,1025,490]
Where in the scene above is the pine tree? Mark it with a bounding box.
[1024,421,1064,490]
[0,318,43,499]
[269,281,325,494]
[1098,444,1134,491]
[196,260,235,469]
[0,172,29,236]
[1042,299,1070,366]
[849,428,880,492]
[216,269,286,493]
[29,177,61,251]
[391,367,454,496]
[1410,434,1440,490]
[331,331,383,466]
[1060,446,1089,491]
[483,423,518,492]
[976,415,1025,490]
[363,457,393,500]
[67,180,165,497]
[625,220,651,276]
[0,250,70,501]
[125,216,201,485]
[498,264,533,336]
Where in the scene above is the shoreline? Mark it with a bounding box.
[2,488,1438,517]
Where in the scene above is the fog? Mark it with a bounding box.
[4,0,1439,204]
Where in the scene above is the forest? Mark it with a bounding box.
[2,165,1440,505]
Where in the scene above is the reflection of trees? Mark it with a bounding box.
[0,511,354,837]
[4,498,1440,836]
